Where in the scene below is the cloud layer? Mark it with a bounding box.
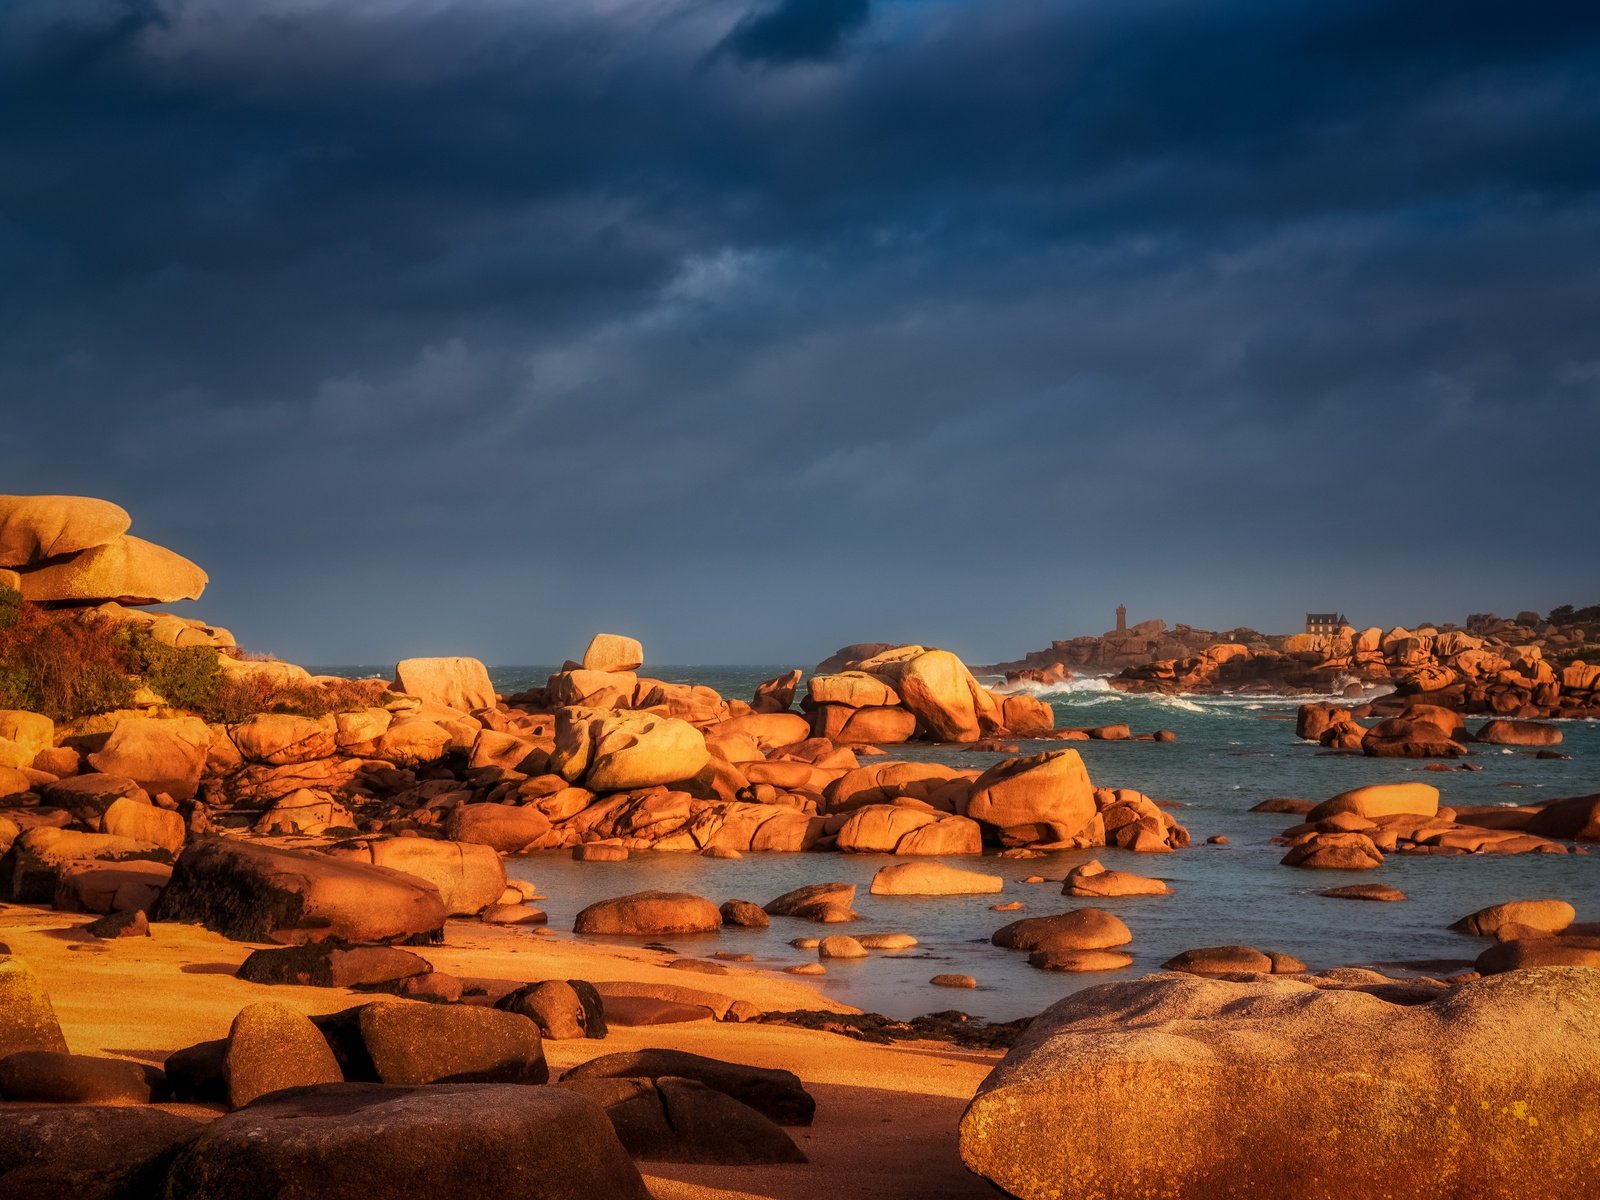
[2,0,1597,663]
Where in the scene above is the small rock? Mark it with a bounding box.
[931,973,978,989]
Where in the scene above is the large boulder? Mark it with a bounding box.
[559,1076,807,1164]
[807,672,902,709]
[763,882,856,920]
[1307,782,1439,822]
[959,969,1600,1200]
[229,714,339,765]
[582,633,644,673]
[101,796,186,854]
[966,750,1097,845]
[86,716,209,801]
[992,910,1131,952]
[440,803,552,855]
[0,710,54,761]
[869,861,1004,896]
[17,535,207,605]
[0,1105,200,1200]
[0,955,68,1060]
[1450,899,1575,938]
[326,837,506,916]
[2,826,170,905]
[155,839,447,945]
[391,656,495,713]
[561,1048,815,1125]
[1476,719,1562,747]
[236,943,431,989]
[225,1002,343,1108]
[351,1001,547,1085]
[161,1083,649,1200]
[574,891,722,936]
[552,708,709,792]
[0,494,130,566]
[1527,795,1600,841]
[896,649,995,742]
[1061,860,1171,897]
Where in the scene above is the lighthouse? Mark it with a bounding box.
[1116,604,1127,633]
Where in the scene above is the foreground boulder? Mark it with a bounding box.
[0,1051,160,1105]
[574,891,722,936]
[17,534,207,605]
[960,969,1600,1200]
[155,839,447,945]
[560,1076,807,1164]
[965,750,1096,845]
[1451,899,1575,938]
[343,1001,547,1086]
[225,1002,343,1108]
[561,1048,815,1125]
[0,1105,200,1200]
[162,1083,649,1200]
[0,494,130,565]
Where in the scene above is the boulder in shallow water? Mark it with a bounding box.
[574,890,722,936]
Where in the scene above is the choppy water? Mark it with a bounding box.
[326,664,1600,1021]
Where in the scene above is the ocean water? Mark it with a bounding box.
[328,665,1600,1021]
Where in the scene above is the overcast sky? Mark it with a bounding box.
[3,0,1597,666]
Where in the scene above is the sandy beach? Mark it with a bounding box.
[2,905,998,1200]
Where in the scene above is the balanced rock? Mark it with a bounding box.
[582,633,644,673]
[18,535,206,605]
[0,494,130,566]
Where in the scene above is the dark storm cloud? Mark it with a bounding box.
[0,0,1597,663]
[719,0,870,65]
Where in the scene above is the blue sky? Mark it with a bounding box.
[2,0,1597,664]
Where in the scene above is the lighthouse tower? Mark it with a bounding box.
[1116,604,1127,633]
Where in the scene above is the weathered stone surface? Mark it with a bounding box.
[870,861,1004,896]
[155,839,446,945]
[0,1049,159,1104]
[352,1001,547,1085]
[1161,945,1305,975]
[552,708,710,792]
[1061,860,1171,897]
[1280,831,1385,870]
[326,837,505,916]
[18,535,207,605]
[101,796,185,853]
[229,714,339,765]
[560,1076,808,1164]
[960,969,1600,1200]
[966,750,1096,845]
[1450,899,1575,938]
[162,1082,647,1200]
[764,881,856,918]
[582,633,645,673]
[392,656,495,713]
[53,858,171,916]
[0,1105,199,1200]
[0,711,54,761]
[225,1002,343,1108]
[1308,782,1439,822]
[897,649,995,742]
[0,494,130,566]
[562,1048,815,1125]
[719,899,770,928]
[440,802,551,855]
[495,980,596,1041]
[992,909,1131,952]
[1476,719,1562,746]
[1527,794,1600,841]
[1476,937,1600,974]
[0,956,68,1061]
[574,891,722,936]
[807,672,902,709]
[86,716,209,801]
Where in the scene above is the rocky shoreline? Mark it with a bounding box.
[2,494,1597,1200]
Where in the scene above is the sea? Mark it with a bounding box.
[321,665,1600,1022]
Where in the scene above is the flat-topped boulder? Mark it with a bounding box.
[992,909,1131,952]
[1308,782,1439,822]
[155,839,447,945]
[325,837,505,916]
[582,633,644,673]
[870,861,1004,895]
[1162,945,1306,975]
[162,1082,647,1200]
[392,656,495,712]
[960,968,1600,1200]
[440,802,552,855]
[574,890,722,936]
[0,494,131,566]
[1476,719,1562,746]
[18,534,207,605]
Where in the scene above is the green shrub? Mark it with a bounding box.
[0,599,137,719]
[0,586,22,631]
[120,627,222,714]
